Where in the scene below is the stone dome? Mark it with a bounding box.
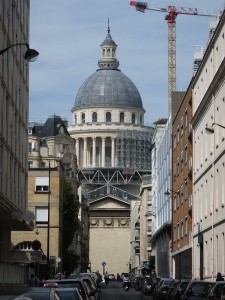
[73,69,143,110]
[72,25,143,111]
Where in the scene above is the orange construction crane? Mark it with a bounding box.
[130,1,220,113]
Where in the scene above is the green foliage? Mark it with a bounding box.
[62,249,80,275]
[62,180,80,253]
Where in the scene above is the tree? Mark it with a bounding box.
[62,180,80,273]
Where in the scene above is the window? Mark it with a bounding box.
[140,115,143,124]
[28,161,33,169]
[181,220,184,238]
[106,112,111,123]
[92,112,97,123]
[185,216,188,235]
[132,113,136,124]
[74,114,77,125]
[14,241,32,251]
[28,142,32,152]
[35,207,48,226]
[35,177,49,192]
[180,116,184,136]
[120,112,124,123]
[28,127,33,135]
[173,226,177,242]
[173,133,176,149]
[81,113,85,123]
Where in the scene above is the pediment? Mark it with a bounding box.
[89,196,130,210]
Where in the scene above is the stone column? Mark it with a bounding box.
[83,137,87,168]
[75,138,80,167]
[101,137,106,167]
[92,137,96,168]
[111,137,115,167]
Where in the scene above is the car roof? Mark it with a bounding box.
[15,287,60,300]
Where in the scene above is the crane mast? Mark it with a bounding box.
[130,1,220,114]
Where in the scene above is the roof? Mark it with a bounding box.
[73,69,143,110]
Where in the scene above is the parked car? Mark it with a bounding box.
[77,274,100,300]
[166,280,181,300]
[13,287,60,300]
[153,278,175,300]
[219,283,225,300]
[182,280,213,300]
[171,280,190,300]
[41,279,91,300]
[207,281,225,300]
[55,287,83,300]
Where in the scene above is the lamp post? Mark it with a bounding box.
[0,43,39,61]
[47,160,51,276]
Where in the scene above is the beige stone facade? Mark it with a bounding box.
[11,167,64,269]
[89,197,131,274]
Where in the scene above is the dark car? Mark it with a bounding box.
[56,287,83,300]
[207,281,225,300]
[41,279,91,300]
[182,280,213,300]
[13,287,61,300]
[154,278,175,300]
[166,280,181,300]
[171,280,190,300]
[77,274,100,300]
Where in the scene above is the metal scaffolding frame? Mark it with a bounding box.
[116,130,152,171]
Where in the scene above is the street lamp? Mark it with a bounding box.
[205,123,225,134]
[164,189,180,196]
[0,43,39,62]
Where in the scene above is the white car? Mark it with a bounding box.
[109,274,115,281]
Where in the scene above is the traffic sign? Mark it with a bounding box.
[102,261,106,266]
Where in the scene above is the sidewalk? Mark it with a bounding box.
[0,286,31,300]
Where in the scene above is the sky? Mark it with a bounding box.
[29,0,225,126]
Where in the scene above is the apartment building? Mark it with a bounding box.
[0,1,33,266]
[192,10,225,280]
[171,90,193,279]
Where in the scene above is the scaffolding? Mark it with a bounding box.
[116,130,153,171]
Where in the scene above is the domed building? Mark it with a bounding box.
[68,24,154,274]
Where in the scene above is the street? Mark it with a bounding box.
[100,281,150,300]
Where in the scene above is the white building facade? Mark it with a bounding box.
[192,11,225,280]
[151,118,172,278]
